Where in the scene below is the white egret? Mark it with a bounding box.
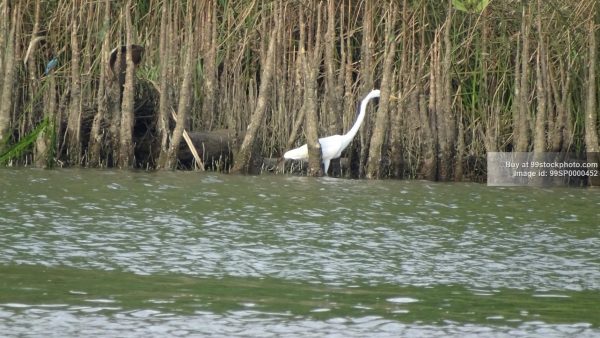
[283,89,381,174]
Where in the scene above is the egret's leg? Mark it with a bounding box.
[323,159,331,176]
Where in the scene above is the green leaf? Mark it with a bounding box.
[452,0,468,12]
[476,0,490,12]
[0,118,50,165]
[452,0,490,13]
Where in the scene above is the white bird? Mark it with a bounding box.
[283,89,381,175]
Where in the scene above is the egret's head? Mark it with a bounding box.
[368,89,381,99]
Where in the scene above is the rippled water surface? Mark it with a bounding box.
[1,169,599,337]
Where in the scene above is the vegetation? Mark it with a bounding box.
[0,0,598,182]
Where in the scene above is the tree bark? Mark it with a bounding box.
[37,73,57,168]
[202,0,218,130]
[0,0,6,85]
[0,3,16,154]
[514,3,531,152]
[357,0,375,178]
[303,4,324,177]
[455,109,465,181]
[481,10,500,154]
[117,1,136,168]
[163,2,196,170]
[428,31,442,181]
[107,45,122,165]
[27,0,41,127]
[66,1,82,165]
[88,0,111,167]
[366,4,396,179]
[156,1,171,167]
[389,0,410,178]
[584,14,599,185]
[323,0,341,137]
[232,15,278,174]
[419,12,436,181]
[436,1,455,181]
[547,57,569,153]
[533,0,546,155]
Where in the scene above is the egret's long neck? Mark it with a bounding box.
[343,95,372,143]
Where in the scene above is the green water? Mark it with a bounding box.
[1,169,599,337]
